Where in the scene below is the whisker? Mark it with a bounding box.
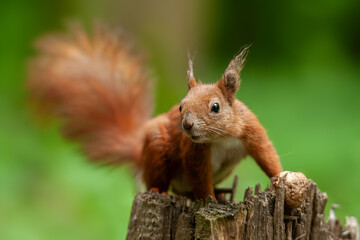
[206,125,235,137]
[205,127,227,138]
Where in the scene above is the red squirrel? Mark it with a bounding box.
[28,24,282,200]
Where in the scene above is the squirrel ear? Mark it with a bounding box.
[187,53,196,89]
[217,45,250,104]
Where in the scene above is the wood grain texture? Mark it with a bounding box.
[127,180,358,240]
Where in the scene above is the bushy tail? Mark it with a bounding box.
[27,24,153,166]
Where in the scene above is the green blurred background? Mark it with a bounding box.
[1,0,359,239]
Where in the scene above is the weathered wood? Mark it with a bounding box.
[274,177,285,239]
[255,184,261,195]
[127,180,359,240]
[126,192,197,240]
[286,221,293,240]
[195,202,248,240]
[304,183,316,240]
[244,187,253,202]
[295,222,305,240]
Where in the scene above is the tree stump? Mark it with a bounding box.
[127,178,359,240]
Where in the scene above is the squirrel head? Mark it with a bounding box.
[180,46,250,143]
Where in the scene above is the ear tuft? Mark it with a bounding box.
[225,45,251,74]
[187,52,196,89]
[217,45,251,104]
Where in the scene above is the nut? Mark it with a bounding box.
[273,171,309,208]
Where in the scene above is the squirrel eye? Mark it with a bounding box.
[211,103,220,113]
[179,105,182,112]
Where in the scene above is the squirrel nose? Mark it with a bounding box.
[183,119,194,131]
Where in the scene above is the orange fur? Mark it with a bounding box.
[28,25,282,200]
[28,24,152,166]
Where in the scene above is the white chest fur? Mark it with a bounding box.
[211,138,247,184]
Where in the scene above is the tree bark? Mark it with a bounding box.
[127,179,358,240]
